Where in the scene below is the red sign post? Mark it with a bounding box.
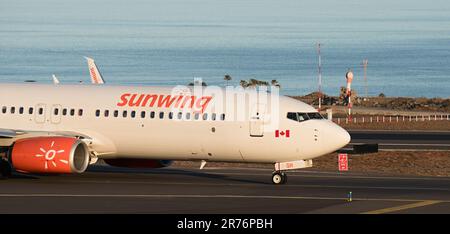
[338,153,348,171]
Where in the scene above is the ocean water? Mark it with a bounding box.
[0,0,449,98]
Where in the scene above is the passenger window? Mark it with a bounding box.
[29,107,34,115]
[211,113,216,121]
[62,109,67,116]
[177,112,182,120]
[141,111,145,118]
[123,111,128,118]
[203,113,208,120]
[39,108,44,115]
[2,106,6,114]
[95,110,100,117]
[19,107,24,114]
[194,113,200,120]
[70,109,75,116]
[186,113,191,120]
[11,107,15,114]
[78,109,83,116]
[159,112,164,119]
[131,111,136,118]
[150,111,155,119]
[105,110,110,117]
[114,110,119,117]
[54,108,59,115]
[168,112,173,119]
[221,114,225,121]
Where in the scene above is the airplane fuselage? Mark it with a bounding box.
[0,83,350,164]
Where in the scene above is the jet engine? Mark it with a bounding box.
[10,137,90,174]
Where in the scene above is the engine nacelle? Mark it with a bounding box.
[11,137,90,174]
[104,158,172,168]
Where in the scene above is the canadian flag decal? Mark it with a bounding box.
[275,130,290,138]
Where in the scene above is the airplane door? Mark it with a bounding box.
[50,104,62,124]
[249,104,265,137]
[34,104,46,124]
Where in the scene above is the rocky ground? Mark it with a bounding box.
[313,151,450,177]
[173,151,450,177]
[292,92,450,113]
[291,92,450,131]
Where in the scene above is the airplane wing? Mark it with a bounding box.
[84,56,105,84]
[0,128,92,141]
[52,74,60,84]
[0,128,20,138]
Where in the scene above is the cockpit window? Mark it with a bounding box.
[287,112,298,121]
[307,112,324,120]
[298,113,309,121]
[287,112,324,122]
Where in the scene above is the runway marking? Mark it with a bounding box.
[53,179,450,192]
[0,194,449,203]
[7,168,450,181]
[200,171,450,181]
[361,200,442,214]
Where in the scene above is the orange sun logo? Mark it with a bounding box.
[35,141,68,170]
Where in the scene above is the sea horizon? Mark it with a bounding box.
[0,0,449,98]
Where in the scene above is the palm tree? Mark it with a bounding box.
[249,79,268,87]
[188,81,207,86]
[224,74,232,86]
[240,80,249,88]
[240,79,273,88]
[271,79,281,88]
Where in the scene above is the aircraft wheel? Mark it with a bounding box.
[272,171,287,185]
[0,159,12,178]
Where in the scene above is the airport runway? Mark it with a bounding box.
[348,130,450,151]
[1,166,449,214]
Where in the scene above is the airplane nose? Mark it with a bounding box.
[326,122,351,151]
[340,128,351,147]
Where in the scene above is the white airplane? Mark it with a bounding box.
[85,56,105,84]
[0,83,350,184]
[52,74,60,84]
[52,57,105,84]
[51,57,104,85]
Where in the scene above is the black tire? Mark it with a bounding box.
[272,172,282,184]
[0,159,12,178]
[272,172,287,185]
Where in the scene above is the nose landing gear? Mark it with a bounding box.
[272,171,287,185]
[272,159,313,185]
